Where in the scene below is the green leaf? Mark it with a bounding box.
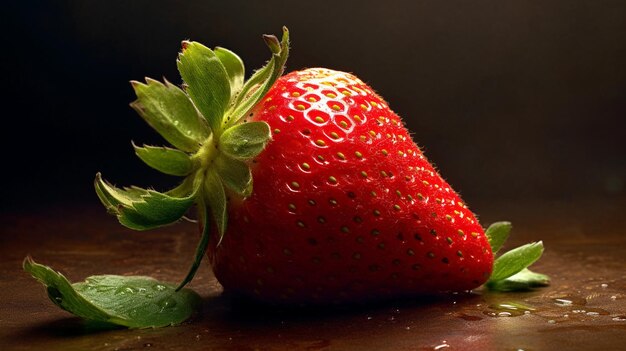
[214,154,252,197]
[220,121,271,160]
[214,47,245,103]
[204,169,227,244]
[133,143,193,176]
[176,203,211,291]
[486,268,550,292]
[177,41,231,136]
[485,221,512,254]
[227,27,290,126]
[94,173,196,230]
[130,78,209,152]
[23,257,201,328]
[489,241,544,282]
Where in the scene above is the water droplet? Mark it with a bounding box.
[157,297,178,312]
[483,302,535,317]
[612,316,626,321]
[114,286,137,295]
[601,283,608,288]
[554,298,573,306]
[153,284,167,292]
[582,307,610,315]
[551,294,587,306]
[433,342,450,350]
[548,319,556,324]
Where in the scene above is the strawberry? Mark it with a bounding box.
[210,68,493,303]
[95,27,548,306]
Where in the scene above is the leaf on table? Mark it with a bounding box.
[24,257,201,328]
[486,268,550,292]
[488,241,545,282]
[485,221,512,254]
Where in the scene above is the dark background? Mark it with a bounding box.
[3,0,625,212]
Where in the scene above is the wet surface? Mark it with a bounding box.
[1,198,625,350]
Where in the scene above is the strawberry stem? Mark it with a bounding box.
[175,203,211,291]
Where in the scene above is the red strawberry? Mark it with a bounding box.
[210,68,493,303]
[95,28,547,306]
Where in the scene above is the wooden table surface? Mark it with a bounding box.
[1,198,625,350]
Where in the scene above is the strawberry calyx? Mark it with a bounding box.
[95,27,290,290]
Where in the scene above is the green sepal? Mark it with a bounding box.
[133,143,193,176]
[94,173,196,231]
[204,169,227,244]
[214,47,245,103]
[130,78,209,152]
[227,63,274,125]
[215,154,253,197]
[273,26,291,77]
[176,203,211,291]
[486,268,550,292]
[488,241,544,282]
[485,221,512,254]
[220,121,271,160]
[227,27,290,126]
[166,176,195,198]
[24,257,200,328]
[263,34,281,54]
[177,41,231,135]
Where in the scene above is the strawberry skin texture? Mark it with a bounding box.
[209,68,493,304]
